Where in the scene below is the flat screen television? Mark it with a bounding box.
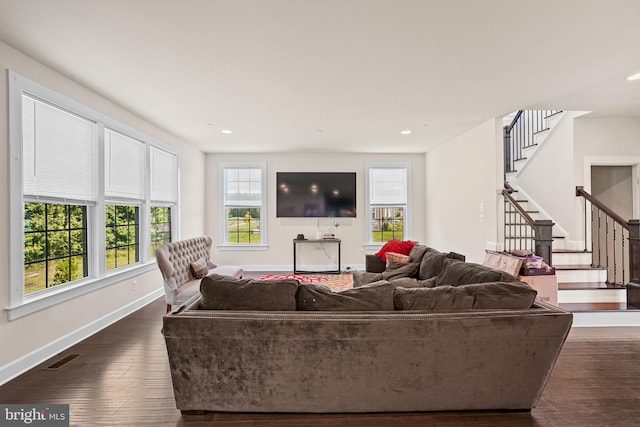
[276,172,356,217]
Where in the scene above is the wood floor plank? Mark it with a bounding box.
[1,296,640,426]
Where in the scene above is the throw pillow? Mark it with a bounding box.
[435,258,503,287]
[296,281,395,311]
[394,281,537,310]
[385,251,411,267]
[200,274,298,310]
[375,239,415,262]
[190,258,209,279]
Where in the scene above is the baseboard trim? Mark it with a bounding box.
[241,264,365,272]
[0,288,163,386]
[572,310,640,327]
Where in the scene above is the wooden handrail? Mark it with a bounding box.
[576,186,629,229]
[502,189,535,224]
[505,110,523,133]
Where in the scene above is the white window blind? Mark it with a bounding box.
[150,146,177,203]
[22,94,97,202]
[105,128,145,200]
[224,168,262,206]
[369,168,407,205]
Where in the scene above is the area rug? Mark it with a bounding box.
[259,273,354,292]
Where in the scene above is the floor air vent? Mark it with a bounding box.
[45,354,80,370]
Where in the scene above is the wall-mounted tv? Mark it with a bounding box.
[276,172,356,217]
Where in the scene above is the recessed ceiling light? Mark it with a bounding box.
[626,72,640,81]
[400,130,412,135]
[221,129,233,134]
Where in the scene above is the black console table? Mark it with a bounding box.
[293,238,341,274]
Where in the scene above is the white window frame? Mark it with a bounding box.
[218,162,268,250]
[7,70,179,320]
[364,162,411,249]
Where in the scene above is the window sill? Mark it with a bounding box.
[5,262,157,321]
[364,243,384,253]
[218,244,268,251]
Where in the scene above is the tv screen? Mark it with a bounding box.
[277,172,356,217]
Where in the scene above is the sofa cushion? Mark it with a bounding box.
[388,276,437,289]
[418,247,450,280]
[352,271,384,287]
[200,274,298,310]
[408,244,428,263]
[381,262,420,280]
[435,258,505,287]
[297,281,395,311]
[394,281,537,310]
[190,258,209,279]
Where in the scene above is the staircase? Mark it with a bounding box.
[502,110,638,318]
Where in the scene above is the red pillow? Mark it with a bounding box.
[375,240,415,262]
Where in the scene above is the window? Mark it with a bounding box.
[105,205,139,270]
[150,206,172,256]
[24,202,88,295]
[8,71,178,319]
[221,164,266,246]
[365,164,410,244]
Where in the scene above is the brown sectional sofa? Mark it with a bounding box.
[163,246,573,414]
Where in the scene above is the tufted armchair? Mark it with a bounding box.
[155,236,243,312]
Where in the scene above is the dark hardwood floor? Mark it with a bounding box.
[1,296,640,426]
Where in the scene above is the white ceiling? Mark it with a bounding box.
[1,0,640,153]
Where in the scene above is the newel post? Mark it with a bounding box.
[628,219,640,284]
[533,219,554,267]
[503,126,511,175]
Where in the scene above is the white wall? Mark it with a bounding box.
[573,117,640,238]
[0,41,205,379]
[516,112,580,238]
[425,119,502,263]
[205,152,426,270]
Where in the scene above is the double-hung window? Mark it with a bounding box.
[221,164,266,247]
[104,129,145,270]
[8,71,178,319]
[21,93,95,293]
[365,163,410,244]
[149,147,177,254]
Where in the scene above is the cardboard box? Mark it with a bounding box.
[519,274,558,306]
[483,251,522,276]
[521,266,556,276]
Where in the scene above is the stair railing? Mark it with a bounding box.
[503,110,562,176]
[502,189,554,266]
[576,186,640,285]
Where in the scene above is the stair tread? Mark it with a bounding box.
[533,127,550,135]
[554,264,605,270]
[558,302,640,312]
[558,282,625,290]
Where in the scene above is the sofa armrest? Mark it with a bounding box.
[365,254,386,273]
